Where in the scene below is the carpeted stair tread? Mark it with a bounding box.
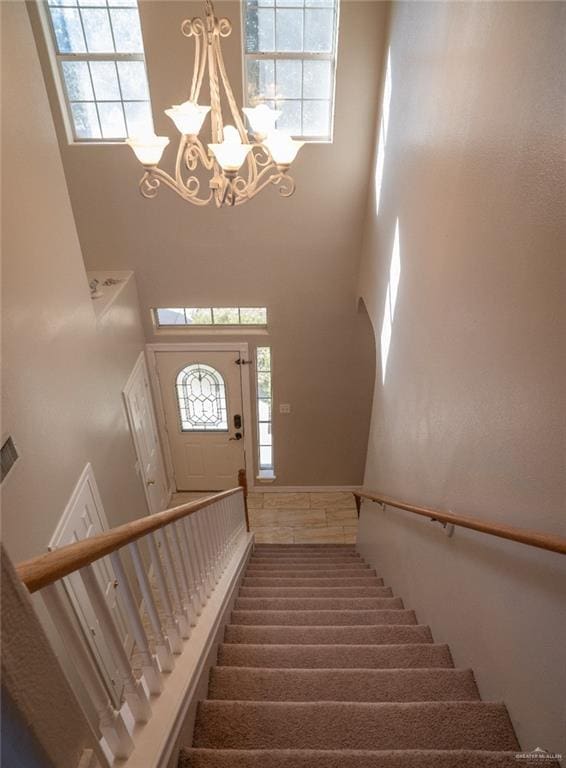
[182,544,526,767]
[254,544,356,549]
[218,643,453,669]
[246,562,371,570]
[209,667,480,702]
[235,597,404,611]
[248,555,365,565]
[181,749,553,768]
[224,624,433,645]
[245,569,377,578]
[243,577,385,587]
[193,701,519,751]
[239,586,393,598]
[231,609,414,626]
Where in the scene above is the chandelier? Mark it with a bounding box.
[126,0,304,208]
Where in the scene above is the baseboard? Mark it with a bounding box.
[119,532,254,768]
[250,484,362,494]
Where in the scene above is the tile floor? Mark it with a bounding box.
[171,490,358,544]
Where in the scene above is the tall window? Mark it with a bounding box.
[256,347,274,474]
[176,364,228,432]
[42,0,153,142]
[242,0,339,141]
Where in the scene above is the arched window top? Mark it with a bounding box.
[176,363,228,432]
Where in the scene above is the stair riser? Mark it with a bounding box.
[254,545,356,549]
[224,625,433,645]
[235,598,403,611]
[246,563,370,570]
[231,610,415,626]
[238,587,393,598]
[249,557,363,563]
[194,702,518,751]
[243,578,383,587]
[218,643,453,669]
[209,668,480,702]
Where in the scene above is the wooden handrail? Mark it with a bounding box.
[354,490,566,556]
[16,487,243,594]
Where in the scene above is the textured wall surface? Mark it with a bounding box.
[28,0,384,486]
[1,1,148,562]
[357,1,566,759]
[1,546,101,767]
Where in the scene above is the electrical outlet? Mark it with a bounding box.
[279,403,291,414]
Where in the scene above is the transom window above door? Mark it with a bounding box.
[176,364,228,432]
[41,0,154,142]
[154,307,268,328]
[242,0,340,141]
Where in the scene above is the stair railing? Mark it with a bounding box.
[15,480,249,761]
[354,490,566,556]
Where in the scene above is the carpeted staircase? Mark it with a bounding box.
[180,544,548,767]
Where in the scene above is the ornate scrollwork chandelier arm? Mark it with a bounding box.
[128,0,301,208]
[139,168,212,206]
[228,164,295,206]
[183,138,213,173]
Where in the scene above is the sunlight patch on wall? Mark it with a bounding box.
[380,218,401,384]
[374,48,392,215]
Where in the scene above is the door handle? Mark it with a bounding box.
[229,433,243,441]
[146,479,156,486]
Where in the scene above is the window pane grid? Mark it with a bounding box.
[256,347,273,471]
[243,0,338,140]
[45,0,152,141]
[154,307,268,327]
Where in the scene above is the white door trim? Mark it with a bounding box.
[145,343,253,494]
[123,352,169,514]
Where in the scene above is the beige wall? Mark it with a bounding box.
[29,0,385,486]
[1,1,148,562]
[357,0,566,758]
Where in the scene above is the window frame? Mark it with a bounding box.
[241,0,341,143]
[255,346,274,476]
[38,0,154,145]
[152,307,269,331]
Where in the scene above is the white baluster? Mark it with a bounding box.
[128,541,174,672]
[193,511,214,595]
[154,530,190,638]
[167,525,197,626]
[42,584,134,760]
[109,551,162,695]
[183,515,207,606]
[80,564,151,724]
[146,534,183,654]
[175,520,202,616]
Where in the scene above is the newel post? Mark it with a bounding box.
[238,468,250,532]
[354,492,362,519]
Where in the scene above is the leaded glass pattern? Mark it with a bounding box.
[242,0,339,141]
[43,0,153,141]
[176,364,228,432]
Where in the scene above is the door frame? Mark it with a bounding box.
[123,352,169,514]
[146,342,254,494]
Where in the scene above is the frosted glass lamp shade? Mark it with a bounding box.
[264,131,304,166]
[209,125,253,172]
[126,134,170,166]
[165,101,211,136]
[242,105,281,138]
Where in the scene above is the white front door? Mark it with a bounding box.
[123,354,169,514]
[155,350,246,491]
